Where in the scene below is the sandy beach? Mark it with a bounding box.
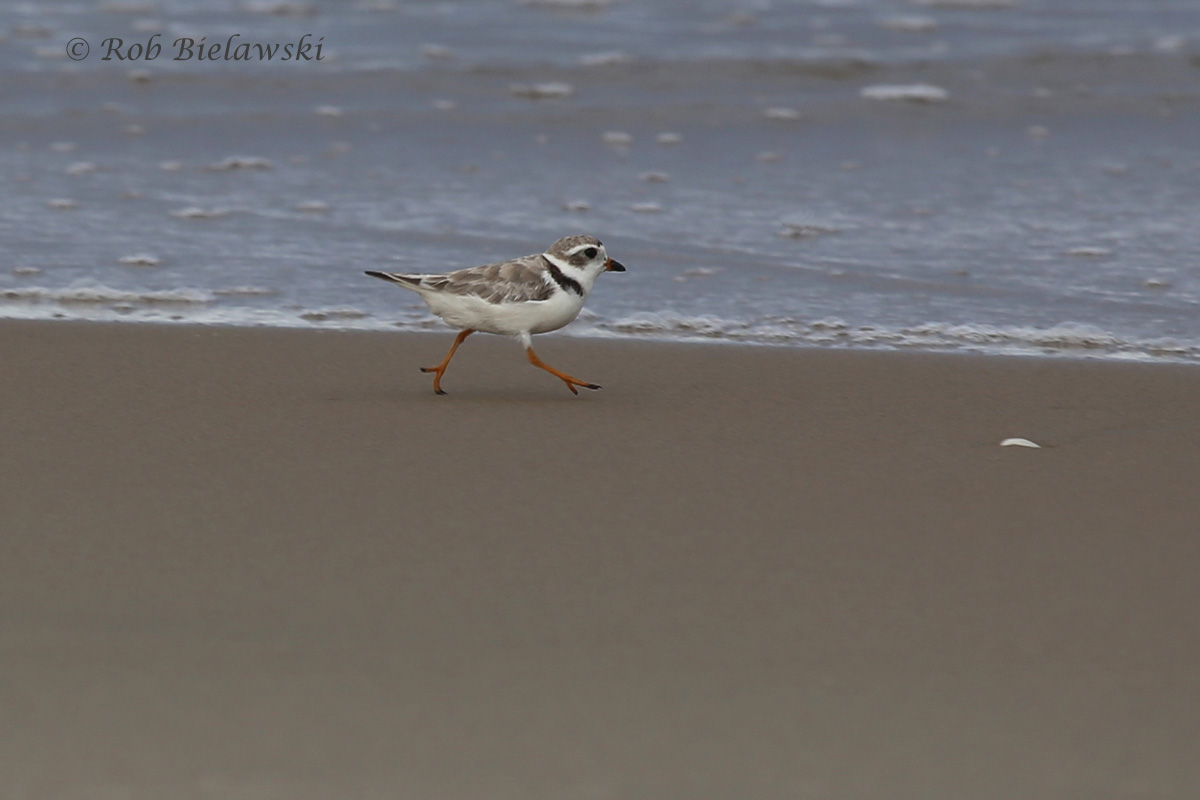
[2,319,1199,799]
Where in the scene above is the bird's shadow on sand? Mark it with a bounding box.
[323,382,604,407]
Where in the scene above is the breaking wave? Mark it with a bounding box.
[574,312,1200,362]
[1,285,215,305]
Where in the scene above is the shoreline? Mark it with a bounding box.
[5,314,1200,368]
[3,318,1199,798]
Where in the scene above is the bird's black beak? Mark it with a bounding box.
[605,258,626,272]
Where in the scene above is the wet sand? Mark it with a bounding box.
[2,320,1199,799]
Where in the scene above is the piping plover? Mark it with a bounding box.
[366,235,626,395]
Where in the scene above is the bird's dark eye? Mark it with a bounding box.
[584,247,598,259]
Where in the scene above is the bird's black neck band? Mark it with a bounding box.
[546,261,583,296]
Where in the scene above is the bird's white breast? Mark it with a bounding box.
[421,285,585,337]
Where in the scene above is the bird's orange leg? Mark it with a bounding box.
[526,346,600,395]
[420,329,474,395]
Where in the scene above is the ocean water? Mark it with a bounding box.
[2,0,1199,361]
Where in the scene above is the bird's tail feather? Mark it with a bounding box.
[365,270,424,291]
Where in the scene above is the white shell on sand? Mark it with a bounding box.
[1000,438,1041,448]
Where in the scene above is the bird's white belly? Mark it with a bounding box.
[422,290,584,336]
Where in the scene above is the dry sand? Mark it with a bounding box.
[2,320,1199,799]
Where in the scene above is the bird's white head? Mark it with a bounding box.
[542,235,626,293]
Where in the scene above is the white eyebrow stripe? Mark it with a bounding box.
[566,244,601,255]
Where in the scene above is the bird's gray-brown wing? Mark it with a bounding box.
[423,254,555,304]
